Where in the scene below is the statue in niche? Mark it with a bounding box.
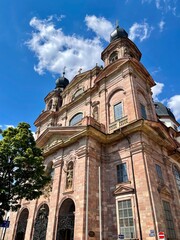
[93,106,99,121]
[66,162,73,189]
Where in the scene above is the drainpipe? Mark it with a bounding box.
[85,137,90,240]
[98,166,102,240]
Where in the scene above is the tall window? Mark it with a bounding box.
[33,204,49,240]
[155,164,164,184]
[114,102,123,121]
[162,201,176,240]
[173,166,180,191]
[69,113,83,126]
[118,200,135,239]
[117,163,128,183]
[140,104,147,119]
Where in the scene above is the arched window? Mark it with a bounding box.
[173,166,180,191]
[109,51,118,63]
[69,113,83,126]
[66,161,74,189]
[33,204,49,240]
[56,198,75,240]
[15,208,29,240]
[72,88,83,100]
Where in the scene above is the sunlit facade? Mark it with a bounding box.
[6,25,180,240]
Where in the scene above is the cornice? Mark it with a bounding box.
[36,119,180,160]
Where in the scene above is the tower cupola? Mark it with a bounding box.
[55,75,69,90]
[110,25,128,42]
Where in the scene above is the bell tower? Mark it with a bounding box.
[98,25,157,128]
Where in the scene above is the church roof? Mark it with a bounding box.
[154,102,176,120]
[55,75,69,89]
[110,25,128,42]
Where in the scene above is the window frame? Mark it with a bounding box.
[109,51,118,63]
[114,102,123,121]
[117,163,128,183]
[69,112,83,126]
[140,103,147,119]
[162,201,176,240]
[155,164,164,185]
[117,199,135,239]
[173,165,180,191]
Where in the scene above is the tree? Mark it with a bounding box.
[0,123,51,222]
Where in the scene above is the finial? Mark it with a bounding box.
[78,68,82,74]
[115,20,119,28]
[63,66,66,77]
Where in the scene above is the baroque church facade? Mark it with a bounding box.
[6,26,180,240]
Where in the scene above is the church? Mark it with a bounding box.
[6,25,180,240]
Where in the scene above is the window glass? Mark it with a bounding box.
[173,166,180,191]
[155,164,164,184]
[162,201,176,240]
[72,88,83,100]
[140,103,147,119]
[69,113,83,126]
[114,102,123,121]
[109,52,118,63]
[117,163,128,183]
[118,200,135,239]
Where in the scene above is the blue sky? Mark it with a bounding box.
[0,0,180,133]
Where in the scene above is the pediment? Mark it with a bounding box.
[36,126,86,148]
[113,184,134,196]
[158,185,172,198]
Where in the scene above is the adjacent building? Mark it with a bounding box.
[6,25,180,240]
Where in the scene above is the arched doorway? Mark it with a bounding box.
[15,208,29,240]
[56,198,75,240]
[33,204,49,240]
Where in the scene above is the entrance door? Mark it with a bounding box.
[56,198,75,240]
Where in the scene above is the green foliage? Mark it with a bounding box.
[0,123,51,222]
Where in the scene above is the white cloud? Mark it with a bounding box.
[129,20,154,42]
[5,125,15,129]
[0,124,15,131]
[26,16,104,80]
[85,15,114,42]
[142,0,179,16]
[152,82,164,101]
[158,20,165,32]
[167,95,180,120]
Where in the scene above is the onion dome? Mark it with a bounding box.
[154,102,176,120]
[110,25,128,42]
[55,75,69,90]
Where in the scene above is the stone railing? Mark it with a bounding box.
[109,116,128,133]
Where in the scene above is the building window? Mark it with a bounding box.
[117,163,128,183]
[114,102,123,121]
[173,166,180,191]
[118,200,135,239]
[140,104,147,119]
[162,201,176,240]
[155,164,164,185]
[109,51,118,63]
[69,113,83,126]
[72,88,83,100]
